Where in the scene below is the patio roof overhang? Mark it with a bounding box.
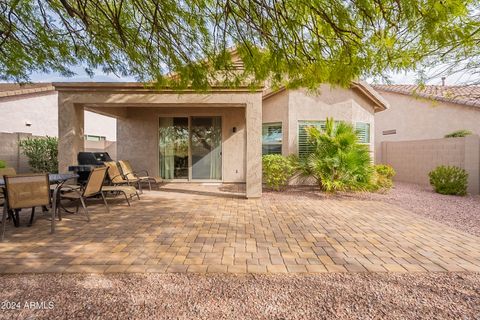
[54,82,263,198]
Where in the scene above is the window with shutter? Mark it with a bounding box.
[298,121,326,158]
[355,122,370,144]
[262,122,282,155]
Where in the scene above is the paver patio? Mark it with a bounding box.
[0,184,479,274]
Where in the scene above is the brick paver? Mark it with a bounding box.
[1,185,479,274]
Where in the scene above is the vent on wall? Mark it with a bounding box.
[382,129,396,135]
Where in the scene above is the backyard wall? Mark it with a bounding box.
[0,131,116,173]
[374,90,480,164]
[0,132,36,173]
[380,135,480,194]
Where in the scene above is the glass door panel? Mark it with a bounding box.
[191,116,222,180]
[159,117,189,179]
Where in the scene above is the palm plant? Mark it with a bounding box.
[299,118,373,192]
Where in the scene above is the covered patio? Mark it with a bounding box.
[54,83,263,198]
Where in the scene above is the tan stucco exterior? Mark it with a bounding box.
[54,82,387,197]
[54,83,263,198]
[375,90,480,163]
[116,107,246,183]
[263,85,377,157]
[0,91,116,140]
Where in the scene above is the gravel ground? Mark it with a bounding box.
[0,273,479,319]
[264,182,480,237]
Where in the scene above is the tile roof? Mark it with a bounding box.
[0,83,55,98]
[372,84,480,108]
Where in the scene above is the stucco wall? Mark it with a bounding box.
[262,90,289,156]
[380,135,480,194]
[262,86,376,157]
[375,91,480,163]
[0,92,117,140]
[117,106,246,183]
[84,111,117,141]
[0,92,58,136]
[0,132,36,173]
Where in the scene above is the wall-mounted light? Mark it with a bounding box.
[25,121,32,127]
[232,127,237,133]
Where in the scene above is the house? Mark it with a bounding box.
[262,82,388,159]
[373,84,480,163]
[0,83,117,170]
[373,84,480,194]
[53,81,388,198]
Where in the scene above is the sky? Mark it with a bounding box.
[25,64,475,86]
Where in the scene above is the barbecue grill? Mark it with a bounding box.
[68,152,113,184]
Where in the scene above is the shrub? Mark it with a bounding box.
[370,164,396,191]
[298,118,373,192]
[428,165,468,196]
[262,154,295,191]
[0,160,6,169]
[444,130,472,138]
[18,136,58,173]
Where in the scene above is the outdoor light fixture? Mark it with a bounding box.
[232,127,237,133]
[25,120,32,127]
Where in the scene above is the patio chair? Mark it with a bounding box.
[59,167,109,221]
[1,174,50,241]
[0,168,16,207]
[118,160,162,191]
[102,185,140,206]
[104,161,142,193]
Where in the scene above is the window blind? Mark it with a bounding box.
[298,121,325,157]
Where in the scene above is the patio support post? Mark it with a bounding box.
[58,93,84,173]
[245,94,263,198]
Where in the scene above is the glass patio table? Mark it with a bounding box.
[0,173,78,236]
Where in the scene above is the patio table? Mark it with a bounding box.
[0,173,78,239]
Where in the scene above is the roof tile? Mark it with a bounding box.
[372,84,480,108]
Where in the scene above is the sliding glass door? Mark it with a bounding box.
[159,116,222,180]
[191,117,222,180]
[159,117,189,179]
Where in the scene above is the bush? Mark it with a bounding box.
[18,136,58,173]
[444,130,472,138]
[298,118,373,192]
[0,160,6,169]
[370,164,396,191]
[428,165,468,196]
[262,154,295,191]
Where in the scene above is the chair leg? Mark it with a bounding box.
[79,197,90,222]
[13,209,20,227]
[7,210,15,226]
[148,180,152,191]
[28,207,35,227]
[123,192,131,206]
[136,191,140,200]
[101,192,109,213]
[1,205,7,241]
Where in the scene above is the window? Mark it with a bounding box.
[84,135,106,142]
[355,122,371,144]
[298,121,326,158]
[262,123,282,155]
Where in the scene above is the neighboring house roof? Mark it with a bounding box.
[0,83,55,98]
[262,81,389,112]
[373,84,480,108]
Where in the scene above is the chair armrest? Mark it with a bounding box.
[133,170,149,176]
[60,184,84,193]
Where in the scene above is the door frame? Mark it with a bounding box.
[158,115,223,182]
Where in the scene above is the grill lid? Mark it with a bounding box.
[77,152,112,165]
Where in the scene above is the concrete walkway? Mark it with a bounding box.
[1,186,479,274]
